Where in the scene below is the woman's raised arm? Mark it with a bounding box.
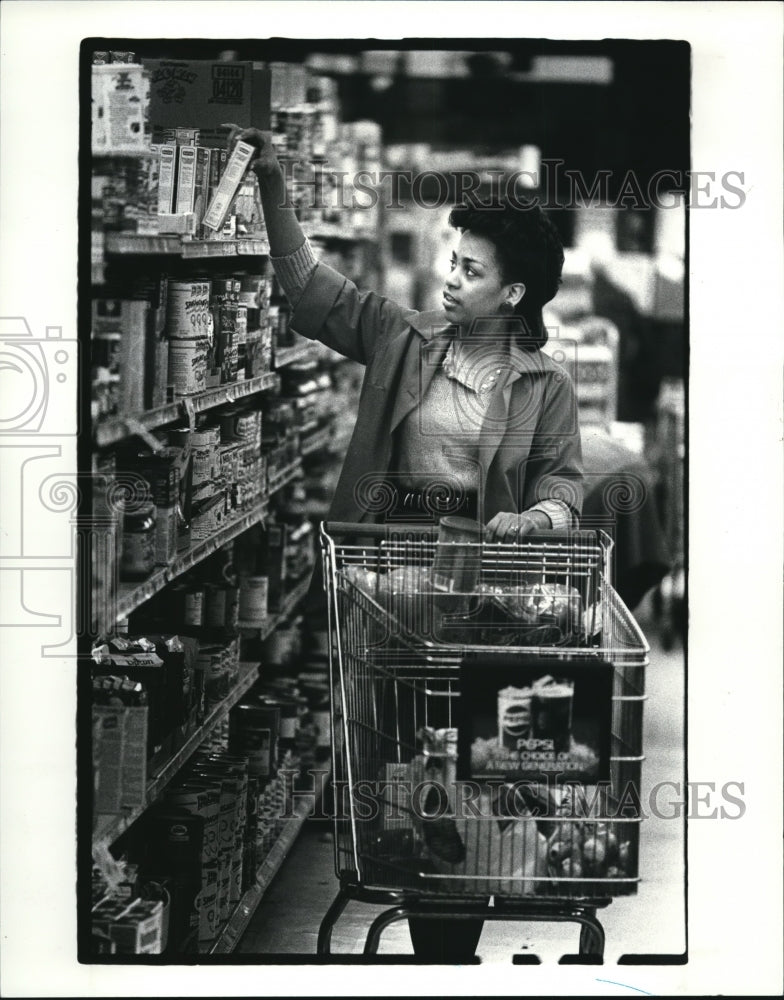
[224,125,305,256]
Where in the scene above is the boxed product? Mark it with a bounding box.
[104,898,167,954]
[141,808,206,947]
[92,703,148,812]
[145,60,271,148]
[201,140,255,233]
[92,298,149,417]
[157,143,178,214]
[92,634,194,762]
[92,63,147,153]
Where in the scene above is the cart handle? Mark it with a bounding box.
[322,521,606,547]
[322,521,441,540]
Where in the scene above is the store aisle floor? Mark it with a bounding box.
[237,596,686,963]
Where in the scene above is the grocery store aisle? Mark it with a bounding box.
[237,595,686,962]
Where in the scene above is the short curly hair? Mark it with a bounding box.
[448,199,565,348]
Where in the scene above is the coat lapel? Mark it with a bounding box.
[476,343,549,475]
[390,310,453,432]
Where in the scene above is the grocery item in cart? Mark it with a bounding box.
[478,581,583,646]
[533,785,637,890]
[343,560,585,647]
[407,727,548,895]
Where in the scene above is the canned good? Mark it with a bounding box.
[191,491,225,542]
[168,338,209,396]
[229,704,276,778]
[239,575,268,626]
[167,280,211,340]
[203,585,227,629]
[197,646,229,705]
[197,879,219,942]
[182,586,205,626]
[235,306,248,381]
[224,586,240,629]
[165,784,221,864]
[191,425,220,488]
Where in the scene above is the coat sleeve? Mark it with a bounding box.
[288,260,415,366]
[521,367,584,526]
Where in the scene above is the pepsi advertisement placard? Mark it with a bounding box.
[457,654,614,784]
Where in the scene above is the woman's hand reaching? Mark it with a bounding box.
[221,123,303,256]
[222,125,280,178]
[484,509,552,542]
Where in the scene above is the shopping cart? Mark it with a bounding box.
[317,522,649,960]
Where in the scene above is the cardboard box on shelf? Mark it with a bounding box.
[144,59,271,148]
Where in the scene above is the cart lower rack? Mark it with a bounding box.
[318,523,649,959]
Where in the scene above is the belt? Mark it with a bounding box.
[384,486,479,523]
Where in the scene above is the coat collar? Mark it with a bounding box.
[407,309,561,379]
[390,311,563,439]
[408,308,454,339]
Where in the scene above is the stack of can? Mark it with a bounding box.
[187,422,226,543]
[196,635,239,709]
[211,278,240,386]
[219,406,265,512]
[166,279,212,397]
[135,447,183,568]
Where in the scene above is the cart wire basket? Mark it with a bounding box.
[317,522,649,958]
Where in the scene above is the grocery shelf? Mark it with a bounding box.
[113,500,269,624]
[181,237,270,258]
[207,763,330,953]
[238,572,313,637]
[92,149,160,160]
[300,421,334,456]
[303,222,376,242]
[95,372,280,448]
[104,233,184,255]
[92,662,260,849]
[267,456,303,496]
[104,233,270,257]
[274,338,317,369]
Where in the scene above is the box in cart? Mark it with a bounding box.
[378,762,413,831]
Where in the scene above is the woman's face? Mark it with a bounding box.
[442,231,522,329]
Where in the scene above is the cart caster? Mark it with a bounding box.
[317,887,352,955]
[557,908,605,964]
[579,918,605,958]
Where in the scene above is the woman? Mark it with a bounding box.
[231,128,584,959]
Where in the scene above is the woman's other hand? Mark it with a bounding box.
[484,509,552,542]
[222,125,279,177]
